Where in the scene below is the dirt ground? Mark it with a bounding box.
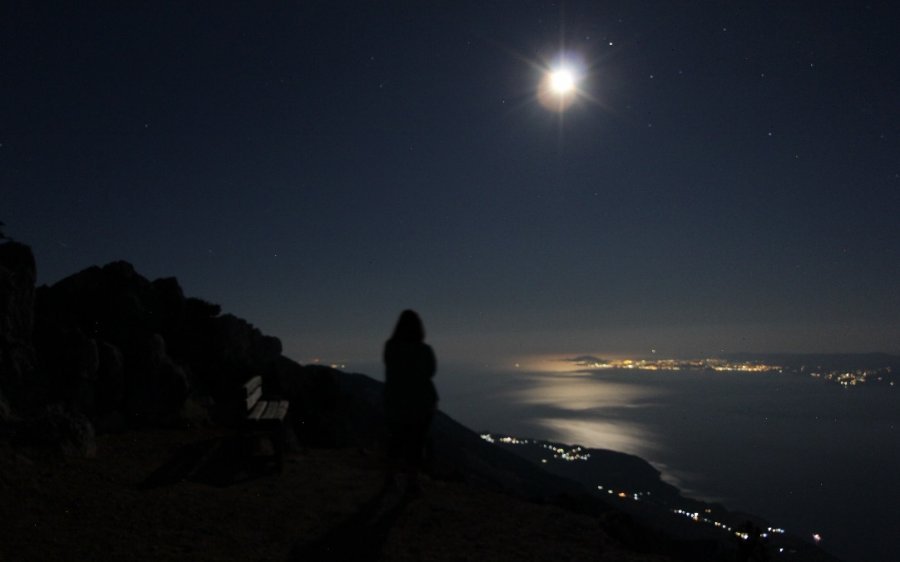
[0,428,671,561]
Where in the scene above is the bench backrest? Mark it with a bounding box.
[243,375,263,412]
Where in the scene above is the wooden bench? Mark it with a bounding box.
[241,375,290,472]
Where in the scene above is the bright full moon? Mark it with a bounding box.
[538,64,581,111]
[549,69,576,94]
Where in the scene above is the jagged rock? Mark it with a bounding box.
[125,333,190,424]
[33,327,100,411]
[0,242,37,411]
[26,258,284,430]
[150,277,187,338]
[33,263,196,425]
[95,341,125,414]
[186,297,220,317]
[68,332,100,416]
[214,314,283,374]
[0,242,36,341]
[18,405,97,458]
[35,261,163,351]
[0,389,11,423]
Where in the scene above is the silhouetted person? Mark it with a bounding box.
[383,310,437,490]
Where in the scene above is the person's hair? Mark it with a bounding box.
[390,309,425,342]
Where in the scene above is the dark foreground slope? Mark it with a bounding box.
[0,427,674,562]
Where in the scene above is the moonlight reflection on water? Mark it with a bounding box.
[438,359,900,562]
[509,372,667,460]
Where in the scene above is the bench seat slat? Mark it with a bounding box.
[238,377,288,473]
[246,385,263,410]
[243,375,263,395]
[261,401,279,420]
[259,400,289,421]
[247,399,267,421]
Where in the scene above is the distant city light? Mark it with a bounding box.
[482,431,813,550]
[537,355,897,387]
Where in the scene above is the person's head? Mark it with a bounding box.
[391,309,425,342]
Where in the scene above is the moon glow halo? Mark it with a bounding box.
[538,64,581,112]
[549,69,576,94]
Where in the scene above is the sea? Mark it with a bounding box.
[431,362,900,562]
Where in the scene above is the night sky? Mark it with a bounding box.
[4,1,899,366]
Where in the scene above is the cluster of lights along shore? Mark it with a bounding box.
[480,433,815,553]
[566,357,896,387]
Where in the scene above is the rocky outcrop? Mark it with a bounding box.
[32,263,186,425]
[28,260,291,428]
[4,247,363,450]
[16,404,96,458]
[0,390,10,423]
[0,241,37,412]
[4,249,360,453]
[95,340,125,416]
[124,333,190,423]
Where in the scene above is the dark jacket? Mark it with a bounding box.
[383,339,438,414]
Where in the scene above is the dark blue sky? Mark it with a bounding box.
[4,1,899,364]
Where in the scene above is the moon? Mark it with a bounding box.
[549,68,576,94]
[538,65,580,111]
